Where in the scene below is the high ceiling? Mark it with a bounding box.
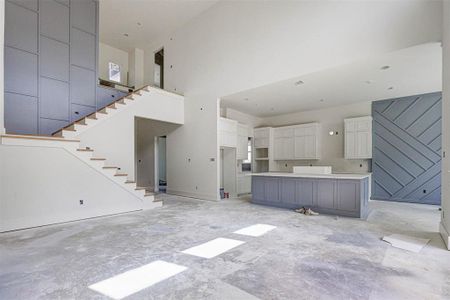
[99,0,218,51]
[221,43,442,118]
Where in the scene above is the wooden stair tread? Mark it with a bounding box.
[77,148,94,152]
[50,85,153,136]
[102,166,118,169]
[125,181,136,184]
[114,173,128,176]
[1,134,80,143]
[90,158,106,161]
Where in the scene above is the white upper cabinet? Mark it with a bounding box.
[219,117,237,148]
[345,116,372,159]
[294,123,320,160]
[273,123,320,160]
[254,127,271,148]
[237,123,249,160]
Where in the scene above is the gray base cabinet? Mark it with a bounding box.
[251,176,369,218]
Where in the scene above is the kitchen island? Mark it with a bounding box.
[251,172,370,218]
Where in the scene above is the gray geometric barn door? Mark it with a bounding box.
[372,92,442,205]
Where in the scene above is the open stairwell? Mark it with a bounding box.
[0,85,184,231]
[53,86,147,139]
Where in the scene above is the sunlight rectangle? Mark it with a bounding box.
[88,260,187,299]
[233,224,277,237]
[181,237,245,258]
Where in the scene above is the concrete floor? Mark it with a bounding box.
[1,195,449,300]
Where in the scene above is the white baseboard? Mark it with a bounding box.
[440,221,450,250]
[166,189,219,201]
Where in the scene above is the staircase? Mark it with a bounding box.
[50,85,164,208]
[53,86,149,139]
[0,133,161,210]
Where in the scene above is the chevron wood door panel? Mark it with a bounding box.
[372,92,442,205]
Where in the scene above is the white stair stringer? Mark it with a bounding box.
[0,135,161,211]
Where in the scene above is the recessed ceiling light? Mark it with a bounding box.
[295,80,304,86]
[365,80,374,84]
[244,98,249,101]
[388,86,394,90]
[320,99,324,102]
[137,22,142,26]
[381,65,390,70]
[123,33,129,37]
[329,131,334,136]
[270,107,274,111]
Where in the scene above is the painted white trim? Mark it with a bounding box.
[166,188,218,201]
[440,221,450,250]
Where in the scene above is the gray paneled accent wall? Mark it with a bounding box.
[372,92,442,205]
[4,0,99,135]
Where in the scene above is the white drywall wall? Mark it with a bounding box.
[262,101,372,173]
[77,89,184,183]
[0,0,4,134]
[0,144,143,232]
[225,108,264,133]
[143,1,441,200]
[441,1,450,250]
[99,42,129,85]
[129,48,145,89]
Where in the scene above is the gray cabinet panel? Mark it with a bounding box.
[5,92,38,134]
[337,181,359,212]
[71,0,96,34]
[252,177,265,202]
[5,1,38,53]
[40,36,69,81]
[316,180,335,209]
[97,86,120,108]
[296,179,314,206]
[40,118,68,135]
[264,177,280,202]
[40,77,69,120]
[70,66,96,106]
[40,0,70,43]
[71,104,96,122]
[280,178,296,204]
[7,0,38,11]
[71,28,96,70]
[5,47,38,96]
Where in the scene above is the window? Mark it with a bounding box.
[108,62,121,82]
[242,138,252,172]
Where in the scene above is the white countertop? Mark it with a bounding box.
[251,172,370,180]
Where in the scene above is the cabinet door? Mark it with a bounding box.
[316,180,335,209]
[284,137,295,159]
[304,135,316,158]
[356,131,371,158]
[336,180,359,212]
[264,177,280,202]
[274,137,284,160]
[280,178,296,204]
[294,136,306,159]
[345,131,356,158]
[296,179,314,206]
[237,135,247,159]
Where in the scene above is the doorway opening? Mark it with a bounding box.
[157,136,167,193]
[135,118,179,193]
[154,48,164,89]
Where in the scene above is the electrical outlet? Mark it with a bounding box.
[79,200,84,205]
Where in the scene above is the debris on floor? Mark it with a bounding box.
[294,207,319,216]
[382,234,430,253]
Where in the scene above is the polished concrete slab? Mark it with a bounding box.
[1,195,449,299]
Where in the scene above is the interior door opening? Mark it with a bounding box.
[154,48,164,89]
